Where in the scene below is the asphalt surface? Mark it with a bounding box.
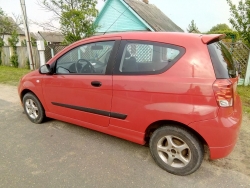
[0,84,250,188]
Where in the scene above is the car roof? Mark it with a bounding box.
[74,32,224,47]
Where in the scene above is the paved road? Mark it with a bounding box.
[0,84,250,188]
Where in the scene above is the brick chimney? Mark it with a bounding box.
[143,0,149,4]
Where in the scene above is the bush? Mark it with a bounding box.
[8,30,19,68]
[0,38,4,66]
[10,54,18,68]
[26,58,30,69]
[0,51,2,66]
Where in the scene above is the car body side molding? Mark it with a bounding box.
[110,112,127,120]
[51,102,127,120]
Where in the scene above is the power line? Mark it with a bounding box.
[103,8,127,34]
[108,4,141,26]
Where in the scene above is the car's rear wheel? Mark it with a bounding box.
[149,126,204,176]
[23,93,45,124]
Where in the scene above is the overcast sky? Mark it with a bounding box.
[0,0,241,33]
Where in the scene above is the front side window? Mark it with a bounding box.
[116,41,185,74]
[56,41,115,74]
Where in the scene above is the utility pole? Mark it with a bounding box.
[20,0,35,70]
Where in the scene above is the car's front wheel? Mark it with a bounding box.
[149,125,204,176]
[23,93,45,124]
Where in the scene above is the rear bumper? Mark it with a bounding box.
[209,142,236,159]
[188,95,242,159]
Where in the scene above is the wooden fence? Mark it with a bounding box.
[1,46,40,69]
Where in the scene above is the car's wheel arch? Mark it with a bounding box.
[144,120,208,149]
[20,89,46,111]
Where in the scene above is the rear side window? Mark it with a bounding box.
[114,40,185,75]
[208,42,237,78]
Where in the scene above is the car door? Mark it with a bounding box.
[110,40,185,132]
[42,39,120,127]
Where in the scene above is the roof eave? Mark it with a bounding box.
[120,0,155,32]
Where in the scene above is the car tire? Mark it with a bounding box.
[23,93,45,124]
[149,125,204,176]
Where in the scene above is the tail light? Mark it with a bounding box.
[213,79,234,107]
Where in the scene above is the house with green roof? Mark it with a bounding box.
[94,0,183,34]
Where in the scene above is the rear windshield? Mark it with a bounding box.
[207,42,237,78]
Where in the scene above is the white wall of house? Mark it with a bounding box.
[3,34,26,47]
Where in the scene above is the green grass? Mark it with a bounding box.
[0,65,31,86]
[237,86,250,118]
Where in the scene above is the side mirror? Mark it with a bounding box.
[39,64,52,74]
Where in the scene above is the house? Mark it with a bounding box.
[94,0,183,34]
[1,17,25,46]
[38,31,64,45]
[37,31,65,62]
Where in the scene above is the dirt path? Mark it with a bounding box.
[0,84,19,103]
[210,114,250,176]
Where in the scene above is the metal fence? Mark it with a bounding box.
[127,43,153,62]
[222,41,250,78]
[45,45,67,62]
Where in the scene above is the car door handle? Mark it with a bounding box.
[91,81,102,87]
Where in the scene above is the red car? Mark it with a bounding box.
[18,32,242,176]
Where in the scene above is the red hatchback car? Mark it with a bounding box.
[18,32,242,175]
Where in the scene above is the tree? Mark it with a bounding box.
[39,0,98,44]
[0,7,16,65]
[207,23,239,42]
[226,0,250,46]
[187,20,200,33]
[0,8,18,40]
[209,24,231,33]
